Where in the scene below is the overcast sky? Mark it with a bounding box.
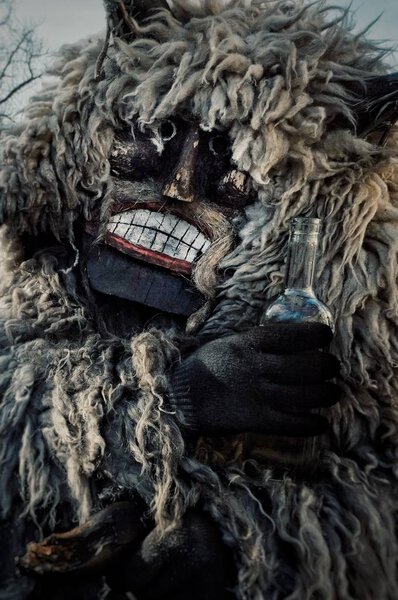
[15,0,106,50]
[14,0,398,62]
[13,0,398,66]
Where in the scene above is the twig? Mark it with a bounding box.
[0,74,40,105]
[94,22,111,81]
[117,0,137,34]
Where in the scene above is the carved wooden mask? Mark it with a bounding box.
[85,115,255,317]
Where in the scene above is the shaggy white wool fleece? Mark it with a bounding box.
[1,1,398,598]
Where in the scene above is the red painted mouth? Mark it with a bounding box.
[104,231,194,275]
[86,203,211,276]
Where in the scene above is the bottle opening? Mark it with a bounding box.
[291,217,321,235]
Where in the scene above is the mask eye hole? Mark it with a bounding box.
[209,135,230,157]
[159,119,177,142]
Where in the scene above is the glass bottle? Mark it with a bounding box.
[254,217,334,477]
[260,217,334,329]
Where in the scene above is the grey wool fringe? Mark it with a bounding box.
[1,1,398,598]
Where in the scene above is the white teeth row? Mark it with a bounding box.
[107,209,211,263]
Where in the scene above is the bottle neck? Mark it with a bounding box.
[284,231,318,293]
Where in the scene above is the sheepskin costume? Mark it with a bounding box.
[1,0,398,598]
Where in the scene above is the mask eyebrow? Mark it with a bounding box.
[150,129,165,155]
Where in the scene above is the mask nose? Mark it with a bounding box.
[163,125,200,203]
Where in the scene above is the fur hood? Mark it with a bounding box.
[0,0,391,237]
[1,1,398,598]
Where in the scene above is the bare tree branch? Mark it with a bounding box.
[0,0,46,125]
[0,30,32,82]
[0,0,11,28]
[0,73,40,105]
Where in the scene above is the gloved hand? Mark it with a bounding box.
[169,322,340,436]
[106,510,236,600]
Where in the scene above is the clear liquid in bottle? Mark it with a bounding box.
[261,218,333,329]
[253,217,334,477]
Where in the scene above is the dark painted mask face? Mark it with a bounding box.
[85,118,255,317]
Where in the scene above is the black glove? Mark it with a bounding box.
[169,323,340,436]
[106,510,236,600]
